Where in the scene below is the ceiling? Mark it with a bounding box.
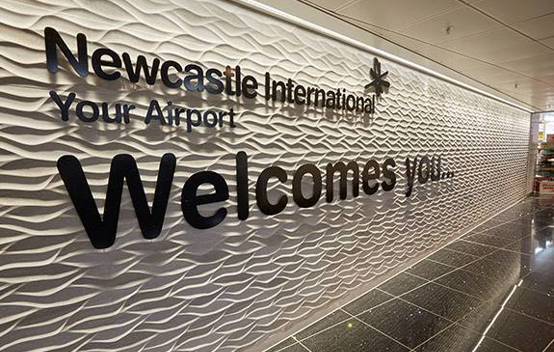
[299,0,554,112]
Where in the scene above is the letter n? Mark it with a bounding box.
[45,27,89,77]
[57,154,176,249]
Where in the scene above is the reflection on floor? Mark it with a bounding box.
[265,197,554,352]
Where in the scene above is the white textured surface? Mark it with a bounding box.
[0,0,531,351]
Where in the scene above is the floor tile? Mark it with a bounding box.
[294,310,350,340]
[521,271,554,296]
[532,247,554,267]
[357,298,451,349]
[471,216,510,232]
[407,259,453,281]
[457,296,510,333]
[427,249,479,267]
[462,256,529,282]
[483,223,532,242]
[534,219,554,228]
[482,214,525,227]
[534,222,554,234]
[470,224,496,234]
[507,233,554,254]
[506,287,554,324]
[446,240,497,257]
[521,253,554,294]
[529,197,554,208]
[474,338,521,352]
[505,236,542,254]
[492,205,532,218]
[266,338,297,352]
[377,272,428,296]
[275,343,309,352]
[435,269,514,300]
[486,309,554,352]
[475,220,519,233]
[464,233,510,248]
[301,318,409,352]
[414,323,518,352]
[484,249,531,267]
[402,282,482,322]
[342,289,394,315]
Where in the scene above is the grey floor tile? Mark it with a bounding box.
[506,236,552,255]
[532,247,554,267]
[294,310,350,340]
[402,282,482,322]
[519,252,554,295]
[483,223,532,242]
[342,289,394,315]
[504,238,533,254]
[484,249,531,267]
[414,323,518,352]
[377,272,428,296]
[301,318,409,352]
[357,298,451,349]
[486,309,554,352]
[446,240,497,257]
[464,233,510,248]
[506,287,554,324]
[457,295,511,333]
[471,220,501,233]
[521,270,554,296]
[435,269,515,300]
[266,338,297,352]
[535,225,554,238]
[491,207,534,222]
[462,256,529,282]
[407,259,453,281]
[474,339,521,352]
[427,248,479,267]
[275,343,309,352]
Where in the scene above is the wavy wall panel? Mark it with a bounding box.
[0,0,531,351]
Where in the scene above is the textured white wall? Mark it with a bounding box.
[0,0,531,351]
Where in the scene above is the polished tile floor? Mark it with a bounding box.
[265,197,554,352]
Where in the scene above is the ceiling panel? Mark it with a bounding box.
[543,75,554,85]
[514,13,554,40]
[542,37,554,49]
[301,0,554,111]
[462,65,528,85]
[304,0,351,11]
[400,6,500,44]
[439,28,551,63]
[470,0,554,24]
[348,18,466,67]
[495,77,552,92]
[338,0,461,30]
[500,53,554,78]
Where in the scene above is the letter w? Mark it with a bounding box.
[57,154,176,249]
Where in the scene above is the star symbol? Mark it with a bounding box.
[365,58,390,98]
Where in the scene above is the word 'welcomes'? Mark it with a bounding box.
[57,153,452,249]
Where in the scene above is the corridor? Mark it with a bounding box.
[266,197,554,352]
